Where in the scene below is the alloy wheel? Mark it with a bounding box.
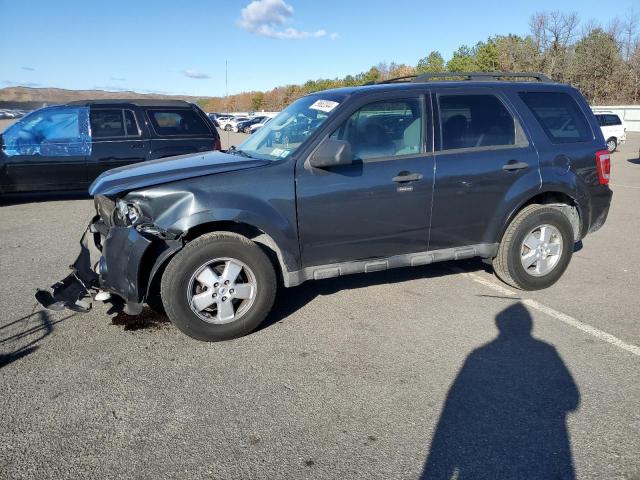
[187,257,257,324]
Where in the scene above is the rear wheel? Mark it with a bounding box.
[493,205,574,290]
[161,232,277,341]
[606,137,617,153]
[225,124,232,131]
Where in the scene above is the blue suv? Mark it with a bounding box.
[37,72,612,341]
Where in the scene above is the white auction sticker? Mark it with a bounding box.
[309,99,339,113]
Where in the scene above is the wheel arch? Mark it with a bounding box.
[144,220,288,301]
[499,190,582,246]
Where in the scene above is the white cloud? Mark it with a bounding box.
[238,0,338,40]
[182,69,210,79]
[329,32,340,40]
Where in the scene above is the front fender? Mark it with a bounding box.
[125,161,299,272]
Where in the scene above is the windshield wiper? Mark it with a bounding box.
[228,146,254,159]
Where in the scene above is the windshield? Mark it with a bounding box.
[237,93,345,160]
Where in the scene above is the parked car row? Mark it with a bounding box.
[207,113,275,133]
[0,109,29,119]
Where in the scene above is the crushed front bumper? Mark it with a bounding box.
[36,216,154,315]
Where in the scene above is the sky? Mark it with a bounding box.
[0,0,637,97]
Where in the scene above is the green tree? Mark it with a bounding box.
[250,91,264,111]
[416,51,445,73]
[571,28,624,103]
[493,34,541,72]
[474,40,499,71]
[446,45,479,72]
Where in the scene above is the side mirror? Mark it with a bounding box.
[309,138,353,168]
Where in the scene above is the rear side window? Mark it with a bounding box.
[124,110,140,136]
[90,109,125,138]
[439,94,516,150]
[519,92,592,143]
[147,109,210,136]
[597,114,622,126]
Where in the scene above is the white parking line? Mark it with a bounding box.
[451,267,640,357]
[610,183,640,189]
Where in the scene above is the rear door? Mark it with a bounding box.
[0,106,89,192]
[429,88,540,250]
[145,107,216,159]
[88,107,149,181]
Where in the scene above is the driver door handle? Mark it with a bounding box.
[502,160,529,171]
[393,171,423,183]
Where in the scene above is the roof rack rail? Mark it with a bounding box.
[373,72,552,85]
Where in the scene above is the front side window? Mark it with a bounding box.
[439,94,516,150]
[90,109,125,138]
[238,94,345,161]
[330,98,423,160]
[148,109,210,136]
[519,92,592,144]
[2,106,91,157]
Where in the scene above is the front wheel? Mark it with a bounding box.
[161,232,277,341]
[493,205,574,290]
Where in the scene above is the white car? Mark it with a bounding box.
[593,111,626,153]
[248,117,271,133]
[220,116,250,132]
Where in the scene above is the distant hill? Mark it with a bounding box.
[0,86,209,109]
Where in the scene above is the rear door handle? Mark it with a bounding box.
[502,160,529,171]
[131,143,145,149]
[393,171,423,183]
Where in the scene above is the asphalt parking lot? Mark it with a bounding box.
[1,132,639,479]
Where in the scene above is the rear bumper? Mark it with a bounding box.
[586,186,613,235]
[36,217,153,315]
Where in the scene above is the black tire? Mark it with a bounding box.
[225,124,232,131]
[606,137,617,153]
[493,204,574,290]
[160,232,277,341]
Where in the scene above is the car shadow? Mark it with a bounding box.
[108,258,489,335]
[421,303,580,479]
[0,310,76,369]
[258,258,488,332]
[0,191,90,206]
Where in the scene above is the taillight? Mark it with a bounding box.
[213,138,222,151]
[595,150,610,185]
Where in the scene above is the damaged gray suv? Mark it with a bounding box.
[37,73,613,341]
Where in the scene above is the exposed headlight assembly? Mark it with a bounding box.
[115,199,144,226]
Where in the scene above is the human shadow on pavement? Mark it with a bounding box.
[0,310,75,369]
[421,303,580,480]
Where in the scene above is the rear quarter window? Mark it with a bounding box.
[519,92,593,144]
[147,109,211,136]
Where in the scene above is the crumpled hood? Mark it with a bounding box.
[89,150,270,196]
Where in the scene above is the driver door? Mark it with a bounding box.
[296,93,434,267]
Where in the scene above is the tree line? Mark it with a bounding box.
[201,9,640,112]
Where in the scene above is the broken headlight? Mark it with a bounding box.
[114,199,143,226]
